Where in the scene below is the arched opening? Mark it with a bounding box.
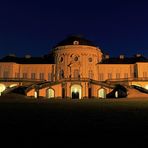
[71,84,82,99]
[34,91,38,98]
[115,91,118,98]
[98,88,106,99]
[0,84,6,96]
[107,84,127,98]
[46,88,54,98]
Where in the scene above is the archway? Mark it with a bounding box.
[98,88,106,98]
[71,84,82,99]
[0,84,6,96]
[46,88,54,98]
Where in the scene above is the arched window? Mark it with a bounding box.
[59,69,64,79]
[46,88,54,98]
[98,88,106,99]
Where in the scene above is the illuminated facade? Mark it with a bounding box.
[0,35,148,99]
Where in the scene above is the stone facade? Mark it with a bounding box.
[0,36,148,99]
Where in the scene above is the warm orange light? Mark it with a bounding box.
[145,85,148,90]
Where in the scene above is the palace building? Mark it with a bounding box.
[0,35,148,99]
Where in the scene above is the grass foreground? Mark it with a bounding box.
[0,94,148,147]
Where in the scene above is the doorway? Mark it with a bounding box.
[71,84,82,99]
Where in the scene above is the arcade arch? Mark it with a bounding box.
[71,84,82,99]
[98,88,106,98]
[46,88,55,98]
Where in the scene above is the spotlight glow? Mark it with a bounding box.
[145,85,148,90]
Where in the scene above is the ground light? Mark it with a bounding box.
[145,85,148,90]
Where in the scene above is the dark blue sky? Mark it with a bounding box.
[0,0,148,58]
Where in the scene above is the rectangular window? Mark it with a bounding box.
[23,73,27,79]
[31,73,36,79]
[3,71,9,78]
[48,73,51,81]
[99,73,104,81]
[39,73,44,80]
[88,70,93,79]
[15,72,20,78]
[124,73,128,79]
[108,73,112,79]
[116,73,120,79]
[143,72,147,78]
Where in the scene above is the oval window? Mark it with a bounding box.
[59,57,63,63]
[73,41,79,45]
[74,56,78,61]
[88,57,93,62]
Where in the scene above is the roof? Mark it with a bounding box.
[54,35,97,48]
[0,53,55,64]
[100,56,148,64]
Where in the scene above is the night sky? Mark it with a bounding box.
[0,0,148,58]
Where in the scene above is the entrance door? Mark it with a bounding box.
[72,91,79,99]
[71,84,82,99]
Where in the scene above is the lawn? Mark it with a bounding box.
[0,94,148,147]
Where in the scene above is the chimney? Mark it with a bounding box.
[8,54,16,57]
[136,53,141,57]
[119,54,125,59]
[105,54,109,59]
[25,55,31,58]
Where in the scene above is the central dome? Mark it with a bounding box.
[55,35,96,47]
